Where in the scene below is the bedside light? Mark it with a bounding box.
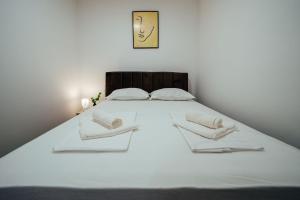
[81,98,89,110]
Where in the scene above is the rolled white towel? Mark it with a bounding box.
[173,120,237,140]
[79,118,138,140]
[93,110,122,129]
[186,112,223,129]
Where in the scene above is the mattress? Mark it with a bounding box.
[0,100,300,199]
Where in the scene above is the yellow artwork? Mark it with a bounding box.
[132,11,159,48]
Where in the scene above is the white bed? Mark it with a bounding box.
[0,100,300,200]
[1,100,300,189]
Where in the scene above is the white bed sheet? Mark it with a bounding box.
[0,100,300,189]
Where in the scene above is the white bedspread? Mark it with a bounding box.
[0,100,300,189]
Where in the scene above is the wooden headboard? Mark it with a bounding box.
[105,71,188,96]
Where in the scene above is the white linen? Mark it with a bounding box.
[53,112,137,152]
[92,110,122,129]
[80,113,138,140]
[53,132,133,152]
[182,132,264,153]
[0,100,300,189]
[79,120,138,140]
[186,112,223,129]
[172,113,262,152]
[150,88,195,101]
[172,114,236,140]
[106,88,149,100]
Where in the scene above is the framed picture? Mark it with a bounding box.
[132,11,159,49]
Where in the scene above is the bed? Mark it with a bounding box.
[0,71,300,200]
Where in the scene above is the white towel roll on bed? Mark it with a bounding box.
[186,112,223,129]
[93,110,122,129]
[79,119,138,140]
[173,120,236,140]
[79,112,138,140]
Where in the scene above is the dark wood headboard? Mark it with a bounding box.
[105,71,188,96]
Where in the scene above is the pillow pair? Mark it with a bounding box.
[106,88,195,101]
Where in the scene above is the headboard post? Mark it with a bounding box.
[105,71,188,96]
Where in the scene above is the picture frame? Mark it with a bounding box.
[132,11,159,49]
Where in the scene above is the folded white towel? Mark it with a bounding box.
[53,131,133,152]
[79,118,138,140]
[186,112,223,129]
[93,110,122,129]
[183,129,264,153]
[53,112,137,152]
[173,120,236,140]
[171,113,264,153]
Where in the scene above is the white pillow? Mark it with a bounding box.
[150,88,195,101]
[106,88,149,100]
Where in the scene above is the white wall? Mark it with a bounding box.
[77,0,199,98]
[0,0,199,157]
[197,0,300,148]
[0,0,80,157]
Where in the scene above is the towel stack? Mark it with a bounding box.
[173,112,237,140]
[79,110,138,140]
[172,112,264,153]
[186,113,223,129]
[93,110,123,129]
